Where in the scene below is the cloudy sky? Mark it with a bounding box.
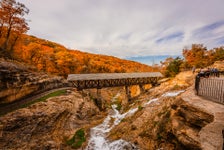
[18,0,224,58]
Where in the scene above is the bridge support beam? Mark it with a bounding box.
[139,84,145,93]
[96,88,104,110]
[125,86,131,101]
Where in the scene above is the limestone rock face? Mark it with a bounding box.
[108,94,214,150]
[0,91,101,149]
[0,59,68,104]
[170,98,214,149]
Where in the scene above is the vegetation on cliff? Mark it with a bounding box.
[66,128,86,149]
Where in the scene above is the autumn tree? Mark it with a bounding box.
[0,0,29,58]
[182,44,209,68]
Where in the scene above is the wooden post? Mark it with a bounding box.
[195,75,200,95]
[125,86,131,101]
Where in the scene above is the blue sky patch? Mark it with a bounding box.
[216,37,224,45]
[156,31,184,44]
[193,20,224,38]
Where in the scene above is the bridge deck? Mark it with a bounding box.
[68,72,163,81]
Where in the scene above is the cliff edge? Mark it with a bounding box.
[0,59,68,104]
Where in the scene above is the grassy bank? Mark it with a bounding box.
[20,90,67,108]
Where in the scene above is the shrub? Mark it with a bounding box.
[66,128,86,149]
[165,57,183,77]
[138,105,144,111]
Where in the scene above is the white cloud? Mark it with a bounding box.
[17,0,224,58]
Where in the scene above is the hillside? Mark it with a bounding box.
[10,34,155,77]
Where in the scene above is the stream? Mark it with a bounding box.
[85,90,184,150]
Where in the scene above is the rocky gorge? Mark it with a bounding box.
[0,60,224,150]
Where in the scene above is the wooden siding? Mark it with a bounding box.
[198,78,224,104]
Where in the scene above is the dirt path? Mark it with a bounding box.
[0,87,73,116]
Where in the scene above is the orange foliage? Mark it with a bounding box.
[0,0,29,57]
[12,34,155,77]
[182,44,224,68]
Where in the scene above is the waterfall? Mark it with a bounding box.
[85,90,184,150]
[85,103,138,150]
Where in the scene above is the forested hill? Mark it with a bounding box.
[10,34,155,77]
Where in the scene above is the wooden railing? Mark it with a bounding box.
[195,76,224,104]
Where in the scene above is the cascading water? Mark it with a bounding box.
[85,103,138,150]
[85,90,184,150]
[162,90,185,97]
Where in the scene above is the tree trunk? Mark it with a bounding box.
[3,25,12,50]
[0,23,4,38]
[10,35,19,53]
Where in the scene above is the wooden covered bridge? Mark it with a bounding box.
[67,72,163,109]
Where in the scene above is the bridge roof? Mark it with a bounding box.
[67,72,163,81]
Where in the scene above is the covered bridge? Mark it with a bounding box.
[67,72,163,110]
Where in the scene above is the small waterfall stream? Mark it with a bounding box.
[85,90,184,150]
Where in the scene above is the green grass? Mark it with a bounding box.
[20,89,66,108]
[112,98,122,111]
[66,128,86,149]
[115,103,122,111]
[138,105,144,111]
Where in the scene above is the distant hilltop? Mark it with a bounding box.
[125,55,181,66]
